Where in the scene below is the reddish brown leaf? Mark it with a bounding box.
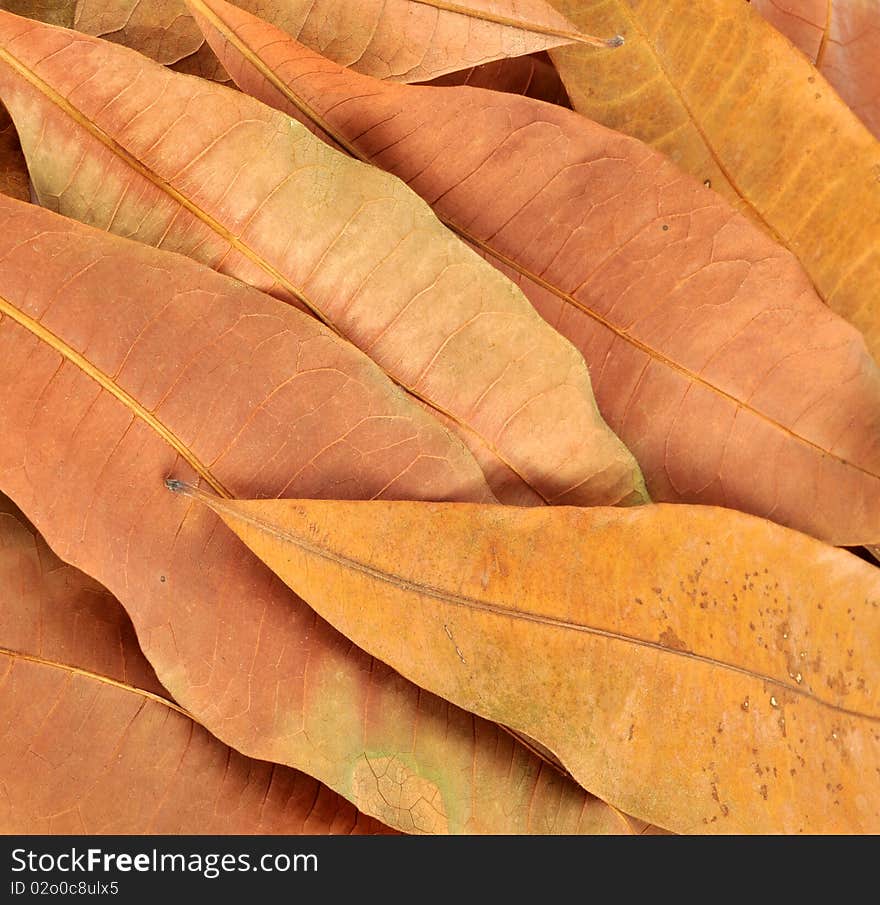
[0,194,629,834]
[0,494,393,834]
[187,0,880,546]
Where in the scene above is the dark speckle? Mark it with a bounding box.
[659,627,688,652]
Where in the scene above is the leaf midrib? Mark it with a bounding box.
[193,489,880,724]
[406,0,609,46]
[198,1,878,483]
[0,38,552,504]
[0,292,231,498]
[0,645,191,717]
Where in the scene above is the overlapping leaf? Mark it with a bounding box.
[0,495,393,834]
[227,0,614,82]
[547,0,880,359]
[173,485,880,834]
[0,194,633,834]
[749,0,880,138]
[0,9,646,509]
[1,0,600,91]
[186,0,880,546]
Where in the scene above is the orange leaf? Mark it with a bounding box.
[171,484,880,834]
[749,0,880,138]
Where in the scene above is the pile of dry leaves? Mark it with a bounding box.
[0,0,877,835]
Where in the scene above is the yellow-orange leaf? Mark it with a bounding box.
[172,482,880,834]
[549,0,880,359]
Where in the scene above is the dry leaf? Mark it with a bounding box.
[1,0,607,89]
[0,494,395,834]
[0,0,232,79]
[0,194,631,835]
[187,0,880,546]
[749,0,880,138]
[228,0,616,82]
[170,484,880,834]
[548,0,880,359]
[0,8,647,509]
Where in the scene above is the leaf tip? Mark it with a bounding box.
[165,477,192,495]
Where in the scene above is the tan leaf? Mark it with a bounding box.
[0,9,647,508]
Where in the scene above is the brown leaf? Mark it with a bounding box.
[748,0,880,138]
[171,484,880,834]
[0,9,647,509]
[0,194,629,835]
[548,0,880,360]
[0,0,231,80]
[0,493,165,696]
[73,0,230,80]
[187,0,880,546]
[0,0,611,88]
[0,494,395,834]
[0,102,27,200]
[0,0,74,28]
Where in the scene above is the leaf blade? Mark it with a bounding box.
[177,486,880,834]
[0,495,395,834]
[749,0,880,139]
[548,0,880,359]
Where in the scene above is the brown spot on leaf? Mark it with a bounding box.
[658,627,688,651]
